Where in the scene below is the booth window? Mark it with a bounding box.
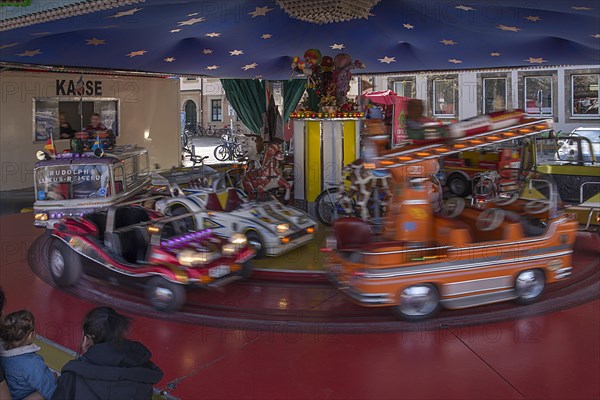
[571,74,599,117]
[432,78,456,118]
[33,97,119,142]
[392,78,415,97]
[483,78,507,114]
[524,76,553,116]
[211,99,222,121]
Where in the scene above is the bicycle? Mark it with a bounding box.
[197,123,218,137]
[214,138,245,161]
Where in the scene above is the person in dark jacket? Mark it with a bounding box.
[0,287,12,400]
[52,307,162,400]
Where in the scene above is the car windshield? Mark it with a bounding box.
[35,164,111,200]
[572,130,600,143]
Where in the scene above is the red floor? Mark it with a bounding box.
[1,213,599,399]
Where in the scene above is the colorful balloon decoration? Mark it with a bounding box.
[291,48,365,114]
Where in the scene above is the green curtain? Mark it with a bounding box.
[220,79,266,135]
[283,79,307,122]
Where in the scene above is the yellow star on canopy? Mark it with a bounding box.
[591,34,600,38]
[525,57,546,64]
[448,59,463,64]
[170,29,182,33]
[203,49,213,54]
[456,5,475,11]
[164,57,175,62]
[206,65,219,70]
[249,6,273,18]
[242,63,258,70]
[440,39,457,45]
[403,23,414,29]
[178,17,205,26]
[108,8,142,18]
[498,25,522,32]
[188,13,198,16]
[572,6,592,11]
[330,43,345,50]
[126,50,147,58]
[378,56,396,64]
[0,43,18,49]
[525,15,541,21]
[206,32,221,38]
[17,49,42,57]
[229,50,244,56]
[86,38,105,46]
[261,34,272,39]
[490,52,501,56]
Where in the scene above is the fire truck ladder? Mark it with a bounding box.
[375,118,553,168]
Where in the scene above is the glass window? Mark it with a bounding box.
[393,79,415,97]
[211,99,222,121]
[483,78,507,114]
[432,79,456,117]
[35,164,110,200]
[572,74,599,116]
[524,76,553,116]
[113,166,125,194]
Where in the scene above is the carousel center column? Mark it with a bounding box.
[292,116,363,216]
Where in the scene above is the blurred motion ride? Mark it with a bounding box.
[324,116,580,320]
[47,200,255,312]
[154,185,317,258]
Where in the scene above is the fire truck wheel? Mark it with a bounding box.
[514,269,545,304]
[447,174,471,197]
[145,276,186,312]
[394,283,440,321]
[49,239,82,287]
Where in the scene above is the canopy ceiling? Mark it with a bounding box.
[1,0,598,78]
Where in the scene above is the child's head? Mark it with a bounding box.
[81,307,130,351]
[0,310,35,350]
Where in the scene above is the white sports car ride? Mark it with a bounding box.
[155,187,317,257]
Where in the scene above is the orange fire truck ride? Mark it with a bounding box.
[324,117,579,320]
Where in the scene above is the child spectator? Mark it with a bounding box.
[0,311,57,400]
[52,307,162,399]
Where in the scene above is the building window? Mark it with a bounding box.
[524,76,553,116]
[483,77,507,114]
[572,74,599,116]
[432,78,456,118]
[392,78,415,97]
[211,99,222,121]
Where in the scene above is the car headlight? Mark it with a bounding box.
[177,249,213,267]
[276,223,289,233]
[222,243,237,255]
[35,213,48,221]
[230,233,247,246]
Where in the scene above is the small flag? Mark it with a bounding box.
[44,137,56,156]
[75,74,84,96]
[92,132,104,156]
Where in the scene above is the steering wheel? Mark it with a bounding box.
[476,208,506,231]
[440,197,465,218]
[524,200,550,215]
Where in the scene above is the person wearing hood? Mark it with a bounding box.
[52,307,163,400]
[0,310,57,400]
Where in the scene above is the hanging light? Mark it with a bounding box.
[276,0,381,24]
